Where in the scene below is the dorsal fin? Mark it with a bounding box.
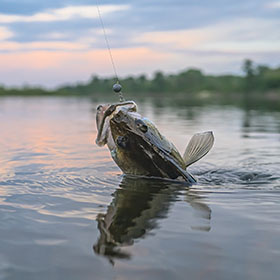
[183,131,214,167]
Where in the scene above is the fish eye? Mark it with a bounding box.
[135,119,148,133]
[97,105,102,111]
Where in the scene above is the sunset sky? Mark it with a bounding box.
[0,0,279,88]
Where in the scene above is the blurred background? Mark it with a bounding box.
[0,0,279,101]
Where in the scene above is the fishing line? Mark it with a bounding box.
[95,0,124,101]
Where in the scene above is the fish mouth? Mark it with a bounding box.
[96,104,110,132]
[95,101,136,146]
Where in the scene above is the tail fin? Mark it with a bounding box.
[183,131,214,167]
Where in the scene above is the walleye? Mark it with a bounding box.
[95,101,214,184]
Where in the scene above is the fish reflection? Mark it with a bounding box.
[93,177,211,264]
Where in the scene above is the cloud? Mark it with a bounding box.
[0,26,13,41]
[266,1,280,9]
[199,18,280,53]
[0,41,91,52]
[0,5,130,23]
[37,29,106,41]
[135,18,280,53]
[135,29,210,49]
[38,32,71,40]
[0,27,114,52]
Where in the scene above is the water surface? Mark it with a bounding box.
[0,97,279,280]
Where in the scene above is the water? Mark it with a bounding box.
[0,97,279,280]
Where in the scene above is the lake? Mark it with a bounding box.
[0,96,279,280]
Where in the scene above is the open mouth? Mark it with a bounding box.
[96,101,136,145]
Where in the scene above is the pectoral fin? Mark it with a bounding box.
[183,131,214,167]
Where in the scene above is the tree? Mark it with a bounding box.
[242,59,254,77]
[242,59,255,91]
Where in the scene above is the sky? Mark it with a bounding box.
[0,0,279,88]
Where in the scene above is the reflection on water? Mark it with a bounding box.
[0,97,280,280]
[93,177,211,264]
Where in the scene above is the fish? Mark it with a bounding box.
[95,101,214,184]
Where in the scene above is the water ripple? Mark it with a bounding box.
[0,98,280,280]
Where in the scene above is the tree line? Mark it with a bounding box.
[0,59,279,97]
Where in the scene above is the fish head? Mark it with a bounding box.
[110,108,147,144]
[95,101,137,150]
